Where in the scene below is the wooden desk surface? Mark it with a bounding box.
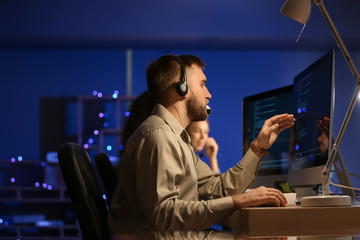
[221,205,360,237]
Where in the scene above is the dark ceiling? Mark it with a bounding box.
[1,0,359,50]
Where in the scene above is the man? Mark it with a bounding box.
[108,54,295,233]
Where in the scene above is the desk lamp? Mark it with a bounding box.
[281,0,360,207]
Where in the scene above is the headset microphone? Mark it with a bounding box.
[206,105,212,115]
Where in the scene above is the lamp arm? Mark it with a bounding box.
[313,0,360,195]
[314,0,360,85]
[321,86,360,195]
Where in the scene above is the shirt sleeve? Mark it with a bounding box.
[197,148,263,199]
[134,128,235,231]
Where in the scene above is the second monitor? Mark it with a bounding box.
[243,85,293,188]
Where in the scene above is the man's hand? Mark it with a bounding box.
[231,186,287,208]
[254,114,295,150]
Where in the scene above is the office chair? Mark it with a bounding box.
[93,152,118,204]
[57,142,109,240]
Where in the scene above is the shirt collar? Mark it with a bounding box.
[152,104,191,143]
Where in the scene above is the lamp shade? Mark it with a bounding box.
[280,0,312,25]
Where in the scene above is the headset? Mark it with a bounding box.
[175,55,188,96]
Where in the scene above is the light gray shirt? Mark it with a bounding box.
[108,104,262,233]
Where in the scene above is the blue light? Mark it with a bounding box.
[106,145,112,151]
[114,90,119,95]
[41,162,46,167]
[42,183,47,188]
[0,219,3,224]
[11,157,16,163]
[10,178,15,183]
[118,145,124,150]
[103,122,109,128]
[102,194,107,200]
[295,145,300,150]
[92,90,98,96]
[35,182,40,187]
[297,108,302,114]
[112,93,118,99]
[88,138,94,144]
[47,185,53,190]
[302,107,307,112]
[18,156,23,161]
[125,111,130,117]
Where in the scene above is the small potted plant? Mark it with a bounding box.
[279,181,297,206]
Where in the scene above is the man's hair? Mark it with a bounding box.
[146,54,205,102]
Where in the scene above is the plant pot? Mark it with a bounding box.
[284,192,297,207]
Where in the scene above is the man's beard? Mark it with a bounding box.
[186,94,207,121]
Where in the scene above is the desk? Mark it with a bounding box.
[222,205,360,237]
[111,206,360,239]
[113,231,360,239]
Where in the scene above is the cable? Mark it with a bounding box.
[328,170,360,191]
[329,181,360,191]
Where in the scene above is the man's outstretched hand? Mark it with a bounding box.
[254,114,295,150]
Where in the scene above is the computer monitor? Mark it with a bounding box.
[243,85,293,188]
[288,50,335,190]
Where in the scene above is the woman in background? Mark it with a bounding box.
[187,119,220,173]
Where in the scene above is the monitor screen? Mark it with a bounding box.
[243,85,293,188]
[288,50,335,188]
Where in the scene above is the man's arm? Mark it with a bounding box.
[198,114,294,205]
[196,148,262,198]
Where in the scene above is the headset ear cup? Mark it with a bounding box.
[175,81,188,96]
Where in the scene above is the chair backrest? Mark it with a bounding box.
[57,142,109,240]
[93,152,118,204]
